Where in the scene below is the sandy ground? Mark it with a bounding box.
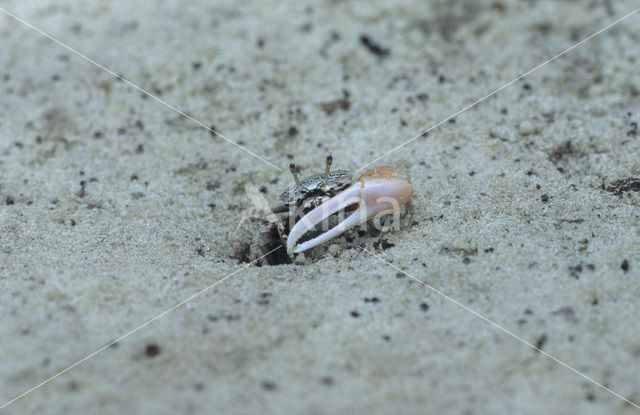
[1,0,639,413]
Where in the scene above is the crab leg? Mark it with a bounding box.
[287,166,414,254]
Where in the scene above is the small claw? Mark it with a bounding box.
[287,166,414,254]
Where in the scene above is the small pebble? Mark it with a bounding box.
[517,121,536,135]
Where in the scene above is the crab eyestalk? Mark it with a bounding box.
[289,163,302,188]
[323,155,333,185]
[286,166,414,254]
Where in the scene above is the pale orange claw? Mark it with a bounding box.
[287,166,414,254]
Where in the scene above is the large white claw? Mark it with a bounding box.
[287,166,414,254]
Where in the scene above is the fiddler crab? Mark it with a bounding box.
[242,155,414,265]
